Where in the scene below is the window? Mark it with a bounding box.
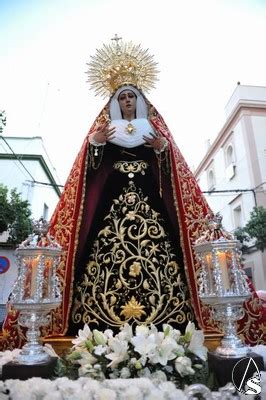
[233,205,242,228]
[225,144,236,180]
[207,169,215,190]
[226,144,234,167]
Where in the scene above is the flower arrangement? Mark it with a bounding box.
[56,322,209,388]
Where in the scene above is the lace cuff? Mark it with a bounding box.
[89,136,106,147]
[154,138,168,154]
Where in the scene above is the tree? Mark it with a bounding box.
[244,206,266,252]
[235,206,266,252]
[0,110,6,134]
[0,184,32,244]
[233,226,250,253]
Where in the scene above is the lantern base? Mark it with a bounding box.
[14,306,59,365]
[17,343,51,365]
[2,357,58,380]
[215,340,250,358]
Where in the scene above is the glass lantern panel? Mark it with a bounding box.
[203,252,215,293]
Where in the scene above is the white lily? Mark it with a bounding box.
[131,332,157,364]
[149,336,178,366]
[72,324,92,347]
[117,323,133,341]
[184,321,195,341]
[93,329,107,345]
[43,344,59,358]
[104,329,114,339]
[188,329,208,361]
[78,351,97,367]
[163,324,181,341]
[94,344,107,356]
[105,337,129,368]
[175,356,195,377]
[185,321,207,361]
[135,324,150,337]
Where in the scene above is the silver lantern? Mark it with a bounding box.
[10,219,62,364]
[194,213,251,357]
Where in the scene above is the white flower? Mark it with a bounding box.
[131,332,157,364]
[146,388,163,400]
[175,356,195,377]
[43,343,59,358]
[93,329,107,345]
[120,367,131,378]
[97,388,117,400]
[148,336,178,366]
[138,367,152,378]
[82,378,101,392]
[72,324,93,347]
[0,349,21,374]
[117,323,133,341]
[94,344,107,356]
[188,330,207,361]
[43,392,62,400]
[77,351,98,371]
[123,386,143,400]
[158,382,187,400]
[163,324,181,341]
[151,370,167,383]
[184,321,195,340]
[104,329,114,339]
[78,364,91,376]
[135,325,150,337]
[105,338,128,368]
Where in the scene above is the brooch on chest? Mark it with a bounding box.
[125,123,136,135]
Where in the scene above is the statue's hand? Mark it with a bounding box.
[91,123,116,144]
[143,132,167,152]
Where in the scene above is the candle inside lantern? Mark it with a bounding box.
[30,255,40,297]
[43,258,53,297]
[217,251,230,291]
[204,253,214,292]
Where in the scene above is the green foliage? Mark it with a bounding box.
[234,227,250,253]
[0,185,10,233]
[245,206,266,252]
[0,184,32,244]
[235,207,266,252]
[0,110,6,133]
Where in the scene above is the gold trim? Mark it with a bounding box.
[113,160,148,176]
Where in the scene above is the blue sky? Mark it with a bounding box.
[1,0,266,182]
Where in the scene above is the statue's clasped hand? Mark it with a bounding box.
[143,132,167,152]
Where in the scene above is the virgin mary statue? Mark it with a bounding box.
[0,37,264,349]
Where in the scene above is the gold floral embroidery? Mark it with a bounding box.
[120,297,146,319]
[71,180,193,329]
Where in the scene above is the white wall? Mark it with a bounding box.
[252,116,266,207]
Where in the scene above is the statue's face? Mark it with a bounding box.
[118,90,137,118]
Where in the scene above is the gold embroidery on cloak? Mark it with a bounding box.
[71,180,193,328]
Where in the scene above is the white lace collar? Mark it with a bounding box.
[109,118,154,148]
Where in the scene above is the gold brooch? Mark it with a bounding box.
[125,123,136,135]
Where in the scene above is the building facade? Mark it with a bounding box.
[195,85,266,291]
[0,136,61,220]
[0,136,61,321]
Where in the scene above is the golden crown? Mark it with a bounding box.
[86,35,159,98]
